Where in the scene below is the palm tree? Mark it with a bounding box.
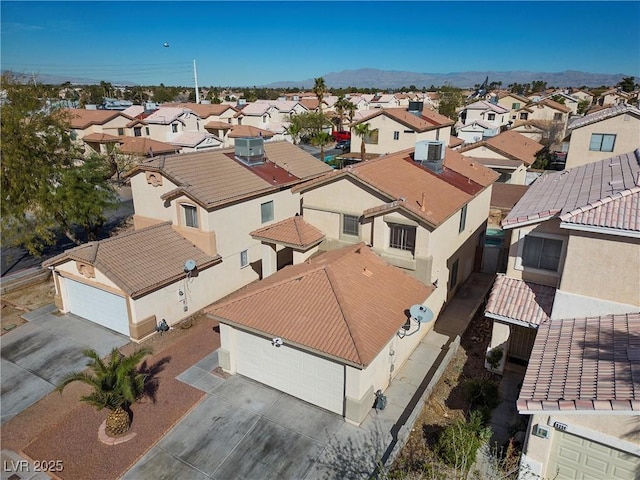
[313,77,327,115]
[333,95,355,133]
[57,347,153,436]
[311,131,334,163]
[353,122,372,160]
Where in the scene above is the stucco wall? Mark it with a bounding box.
[565,114,640,169]
[554,231,640,311]
[130,171,179,224]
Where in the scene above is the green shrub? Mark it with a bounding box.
[464,379,500,422]
[436,411,492,474]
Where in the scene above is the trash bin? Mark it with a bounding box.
[374,389,387,410]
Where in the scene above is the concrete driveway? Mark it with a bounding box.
[1,304,129,424]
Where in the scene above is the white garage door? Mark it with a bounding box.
[235,330,344,415]
[548,430,639,480]
[65,279,129,336]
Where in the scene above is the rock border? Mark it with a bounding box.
[98,420,137,446]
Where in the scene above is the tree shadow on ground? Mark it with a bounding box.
[138,356,171,404]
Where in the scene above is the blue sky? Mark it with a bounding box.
[2,1,639,87]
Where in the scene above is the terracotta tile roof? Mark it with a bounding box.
[568,104,640,131]
[82,132,121,143]
[169,132,221,148]
[144,107,193,124]
[491,183,530,210]
[207,244,435,367]
[228,125,274,138]
[351,107,454,132]
[482,131,544,166]
[449,136,464,148]
[235,102,271,116]
[204,120,232,130]
[299,98,319,110]
[297,147,497,226]
[121,105,144,118]
[517,312,640,413]
[467,156,523,169]
[129,141,331,208]
[538,98,571,114]
[498,92,530,104]
[485,274,556,327]
[62,108,129,129]
[42,222,221,298]
[465,100,510,114]
[118,137,178,156]
[560,190,640,234]
[163,102,237,118]
[250,215,325,249]
[503,150,640,228]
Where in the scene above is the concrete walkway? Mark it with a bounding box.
[124,272,496,479]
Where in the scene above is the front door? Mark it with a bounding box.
[508,324,537,362]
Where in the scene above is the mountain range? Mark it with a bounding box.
[3,68,631,89]
[266,69,631,89]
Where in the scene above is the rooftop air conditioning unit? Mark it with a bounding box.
[414,140,445,174]
[408,101,424,116]
[235,137,265,166]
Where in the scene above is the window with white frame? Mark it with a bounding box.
[134,127,142,137]
[522,235,563,272]
[487,113,496,121]
[260,201,274,223]
[117,128,124,136]
[389,223,416,253]
[459,204,467,233]
[519,112,528,120]
[553,112,563,121]
[364,129,379,144]
[393,131,400,140]
[146,127,150,135]
[512,102,520,109]
[183,204,198,228]
[240,250,248,268]
[171,123,178,133]
[589,133,616,152]
[342,214,359,237]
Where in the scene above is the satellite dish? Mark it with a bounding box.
[163,42,170,48]
[409,304,434,323]
[184,259,197,272]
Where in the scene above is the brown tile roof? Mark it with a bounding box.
[517,312,640,413]
[206,244,434,366]
[560,190,640,234]
[568,104,640,131]
[129,141,331,208]
[82,133,121,143]
[538,98,571,114]
[250,215,325,249]
[297,148,497,226]
[228,125,275,138]
[491,183,530,210]
[482,131,544,166]
[467,156,523,169]
[485,274,556,327]
[449,136,464,148]
[62,108,130,129]
[503,150,640,228]
[299,98,319,110]
[163,102,237,118]
[352,107,454,132]
[204,120,233,130]
[498,92,530,104]
[42,222,221,298]
[118,136,178,156]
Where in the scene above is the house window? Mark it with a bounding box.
[589,133,616,152]
[228,118,232,124]
[117,127,124,136]
[364,129,379,144]
[342,214,359,237]
[519,112,528,120]
[145,127,150,135]
[459,204,467,233]
[240,250,248,268]
[238,117,243,125]
[171,123,178,133]
[262,115,268,123]
[512,102,520,109]
[393,131,400,140]
[522,236,562,272]
[183,205,198,228]
[487,113,496,121]
[449,259,459,289]
[134,127,142,137]
[389,224,416,253]
[260,201,274,223]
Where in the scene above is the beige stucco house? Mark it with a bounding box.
[564,104,640,169]
[459,130,543,185]
[485,149,640,371]
[497,92,530,123]
[458,100,511,129]
[349,104,454,156]
[44,139,332,341]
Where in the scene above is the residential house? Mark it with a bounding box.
[367,93,401,110]
[63,108,134,153]
[456,120,500,145]
[458,130,544,184]
[457,100,511,130]
[484,150,640,373]
[515,312,639,480]
[497,92,530,123]
[169,131,223,152]
[564,104,640,169]
[293,143,499,314]
[130,106,202,143]
[514,99,571,126]
[568,89,594,105]
[207,243,436,425]
[597,88,633,106]
[234,100,307,142]
[542,92,580,115]
[44,140,332,341]
[348,103,454,156]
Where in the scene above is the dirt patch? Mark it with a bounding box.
[392,311,501,473]
[1,278,56,334]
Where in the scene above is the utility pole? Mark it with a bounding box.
[193,59,200,104]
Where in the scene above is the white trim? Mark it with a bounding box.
[560,221,640,238]
[486,312,540,329]
[547,416,640,456]
[502,214,556,230]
